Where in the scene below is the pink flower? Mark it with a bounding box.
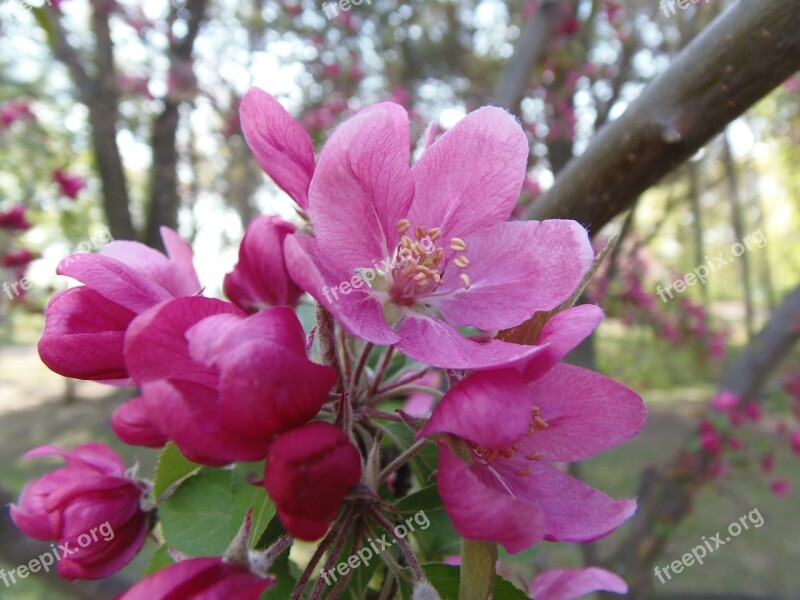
[743,401,762,422]
[53,169,87,199]
[770,479,792,497]
[116,299,336,465]
[710,390,740,412]
[0,100,35,127]
[264,92,593,369]
[264,421,362,540]
[529,567,627,599]
[38,227,201,383]
[0,204,31,230]
[223,216,304,311]
[417,308,645,553]
[760,454,774,474]
[699,428,723,455]
[1,247,35,267]
[790,431,800,454]
[116,556,274,599]
[240,88,316,210]
[10,443,149,580]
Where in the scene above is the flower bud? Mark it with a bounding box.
[10,443,149,579]
[413,581,442,600]
[264,422,361,540]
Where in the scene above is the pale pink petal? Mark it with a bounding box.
[355,102,410,164]
[394,314,545,369]
[430,220,593,330]
[418,370,535,449]
[529,567,627,600]
[309,109,415,273]
[160,226,201,292]
[407,107,528,239]
[284,234,400,345]
[522,364,645,462]
[438,444,546,554]
[240,87,315,209]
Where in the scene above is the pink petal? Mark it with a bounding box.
[38,287,135,382]
[394,314,545,369]
[529,567,627,600]
[24,442,126,476]
[407,106,528,239]
[112,396,169,448]
[159,226,202,292]
[418,369,535,449]
[309,108,415,274]
[496,461,637,542]
[437,444,545,554]
[355,102,411,164]
[525,363,646,462]
[58,253,171,313]
[240,87,315,209]
[284,234,399,345]
[431,220,593,330]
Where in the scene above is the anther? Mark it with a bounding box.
[454,255,470,268]
[460,273,471,289]
[450,237,467,252]
[428,227,442,241]
[397,219,411,233]
[415,225,427,240]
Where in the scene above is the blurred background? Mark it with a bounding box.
[0,0,798,598]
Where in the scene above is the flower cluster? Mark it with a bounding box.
[12,89,646,599]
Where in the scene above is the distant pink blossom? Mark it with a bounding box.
[53,169,87,199]
[771,479,792,497]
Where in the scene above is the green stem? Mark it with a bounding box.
[459,539,497,600]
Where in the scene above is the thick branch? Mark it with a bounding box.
[526,0,800,231]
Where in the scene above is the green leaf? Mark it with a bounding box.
[142,544,173,576]
[396,486,459,560]
[159,468,234,556]
[459,540,497,600]
[153,442,201,500]
[399,565,529,600]
[231,463,273,547]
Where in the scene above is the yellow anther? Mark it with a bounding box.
[450,237,467,252]
[427,227,442,241]
[460,273,471,289]
[514,467,533,477]
[454,255,470,268]
[415,225,427,240]
[397,219,411,233]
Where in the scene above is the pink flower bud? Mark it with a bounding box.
[53,169,87,200]
[771,479,792,497]
[264,422,361,541]
[0,204,31,231]
[116,557,274,599]
[10,443,149,580]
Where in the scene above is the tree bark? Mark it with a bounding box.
[525,0,800,231]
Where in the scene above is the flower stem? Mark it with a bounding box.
[379,438,431,483]
[368,346,395,396]
[371,510,424,582]
[350,342,374,393]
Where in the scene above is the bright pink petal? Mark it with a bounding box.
[437,444,545,554]
[112,396,169,448]
[492,461,637,542]
[186,313,247,367]
[240,87,315,209]
[407,107,528,239]
[284,234,399,345]
[529,567,627,600]
[309,109,415,273]
[24,442,126,476]
[431,220,593,330]
[418,369,534,449]
[524,363,646,462]
[38,287,135,382]
[519,304,603,380]
[160,226,202,292]
[394,314,545,369]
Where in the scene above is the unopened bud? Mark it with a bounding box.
[413,581,441,600]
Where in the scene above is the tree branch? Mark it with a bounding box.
[526,0,800,231]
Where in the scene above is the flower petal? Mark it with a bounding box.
[525,363,646,462]
[431,220,593,330]
[284,234,399,345]
[240,87,316,209]
[112,396,169,448]
[418,369,534,449]
[407,107,528,239]
[394,314,545,369]
[437,444,545,554]
[529,567,628,600]
[309,108,415,273]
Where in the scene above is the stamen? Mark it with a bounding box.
[415,225,427,240]
[427,227,442,241]
[454,255,470,268]
[460,273,471,289]
[514,467,533,477]
[533,416,549,430]
[450,237,467,252]
[397,219,411,233]
[526,452,543,461]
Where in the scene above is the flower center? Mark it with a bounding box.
[389,218,471,305]
[468,406,549,477]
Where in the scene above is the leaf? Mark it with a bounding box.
[159,468,234,556]
[399,565,529,600]
[459,540,497,600]
[396,486,460,559]
[231,462,274,547]
[152,442,201,500]
[380,422,439,486]
[142,544,173,576]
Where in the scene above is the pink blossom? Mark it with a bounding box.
[760,454,774,474]
[116,556,274,599]
[770,479,792,497]
[529,567,627,599]
[710,390,740,412]
[267,95,593,369]
[743,402,762,422]
[2,247,35,267]
[700,428,723,455]
[38,227,200,383]
[223,216,304,311]
[790,431,800,454]
[0,100,35,127]
[417,308,645,553]
[53,169,87,199]
[264,421,361,540]
[10,443,148,580]
[0,204,31,230]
